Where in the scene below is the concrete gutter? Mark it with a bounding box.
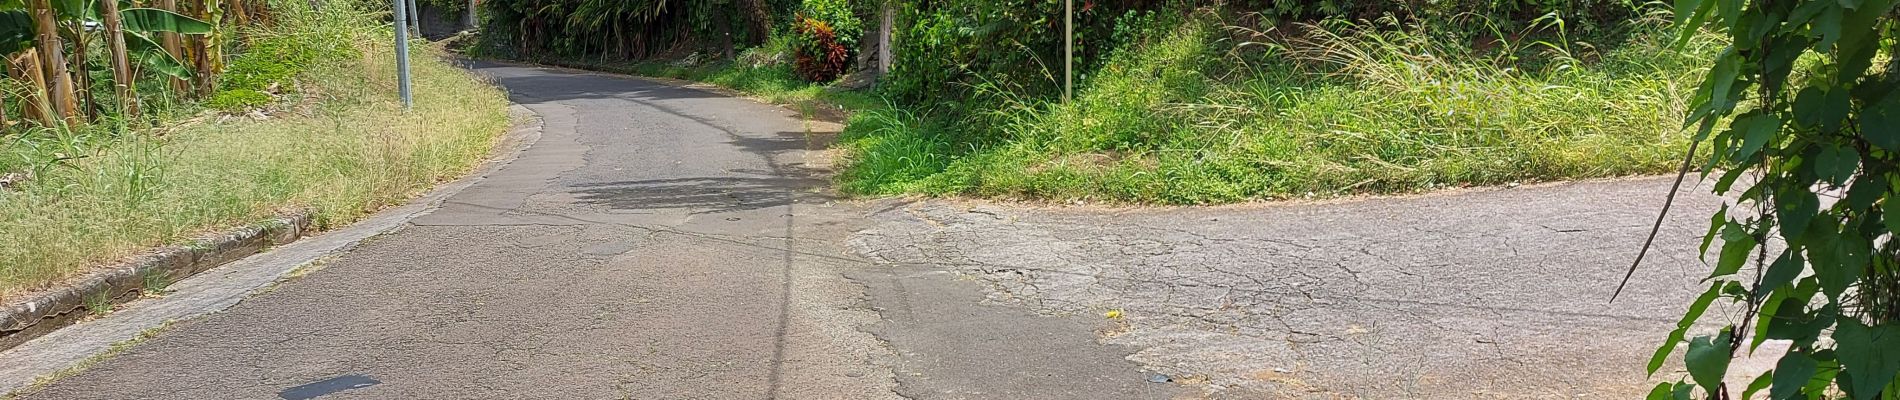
[0,211,314,352]
[0,104,544,394]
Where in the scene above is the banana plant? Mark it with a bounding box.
[1,0,208,123]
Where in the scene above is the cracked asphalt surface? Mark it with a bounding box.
[849,178,1721,398]
[21,63,1176,399]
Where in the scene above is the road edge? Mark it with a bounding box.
[0,104,546,396]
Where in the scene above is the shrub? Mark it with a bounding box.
[793,16,851,82]
[206,89,273,111]
[790,0,860,82]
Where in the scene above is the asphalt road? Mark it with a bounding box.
[850,178,1724,398]
[22,63,1177,399]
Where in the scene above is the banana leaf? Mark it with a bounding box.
[124,29,188,78]
[120,7,209,34]
[0,9,30,54]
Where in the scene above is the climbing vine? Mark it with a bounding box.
[1642,0,1900,398]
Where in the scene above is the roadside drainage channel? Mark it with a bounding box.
[0,212,313,353]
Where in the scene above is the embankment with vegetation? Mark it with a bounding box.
[0,1,510,299]
[475,0,1714,204]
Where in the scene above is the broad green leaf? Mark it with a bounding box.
[1651,282,1724,375]
[1734,114,1782,161]
[120,8,211,34]
[1758,250,1804,297]
[1833,319,1900,400]
[1772,351,1819,400]
[1717,0,1743,31]
[1793,86,1827,127]
[1886,198,1900,235]
[1687,331,1734,394]
[1777,187,1820,240]
[1713,222,1758,278]
[1701,205,1728,258]
[1812,234,1867,298]
[0,9,29,55]
[1752,287,1787,350]
[1864,94,1900,151]
[1645,383,1673,400]
[1813,4,1844,49]
[1845,174,1887,210]
[1813,142,1860,186]
[1742,371,1773,400]
[125,31,190,78]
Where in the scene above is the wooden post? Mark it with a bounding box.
[28,0,76,125]
[102,0,139,117]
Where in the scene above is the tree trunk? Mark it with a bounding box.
[68,27,99,121]
[879,1,894,76]
[742,0,770,46]
[10,51,52,125]
[159,0,189,94]
[193,0,220,95]
[27,0,77,125]
[102,0,139,117]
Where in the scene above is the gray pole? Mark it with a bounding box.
[393,0,413,109]
[1064,0,1072,102]
[406,0,421,35]
[465,0,477,30]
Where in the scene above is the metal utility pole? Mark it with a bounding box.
[464,0,477,30]
[393,0,413,109]
[406,0,421,35]
[1064,0,1072,102]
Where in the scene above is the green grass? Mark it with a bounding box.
[0,4,511,299]
[839,17,1723,204]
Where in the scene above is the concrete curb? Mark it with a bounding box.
[0,212,314,353]
[0,104,544,394]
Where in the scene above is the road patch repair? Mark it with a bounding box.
[849,177,1723,398]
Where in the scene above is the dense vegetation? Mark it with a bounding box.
[1636,0,1900,397]
[0,1,509,299]
[479,0,1706,204]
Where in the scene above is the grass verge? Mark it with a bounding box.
[0,4,511,299]
[840,16,1721,204]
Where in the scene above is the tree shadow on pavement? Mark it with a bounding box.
[570,176,829,214]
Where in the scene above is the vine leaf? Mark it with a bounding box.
[1686,331,1734,394]
[1772,351,1818,400]
[1834,319,1900,399]
[1741,371,1772,400]
[1713,222,1757,278]
[1733,113,1782,161]
[1864,95,1900,151]
[1651,283,1723,375]
[1813,142,1860,186]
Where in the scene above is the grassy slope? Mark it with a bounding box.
[475,15,1716,207]
[0,7,511,299]
[841,19,1721,204]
